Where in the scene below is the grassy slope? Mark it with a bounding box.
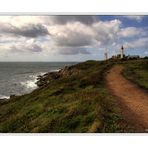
[0,60,141,133]
[123,59,148,90]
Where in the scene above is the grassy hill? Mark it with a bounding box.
[0,59,147,133]
[123,59,148,89]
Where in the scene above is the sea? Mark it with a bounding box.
[0,62,77,99]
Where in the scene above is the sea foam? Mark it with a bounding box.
[0,95,10,99]
[20,75,38,90]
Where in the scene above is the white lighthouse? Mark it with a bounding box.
[120,45,124,59]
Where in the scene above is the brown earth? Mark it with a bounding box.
[106,65,148,132]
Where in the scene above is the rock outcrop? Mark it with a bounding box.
[36,65,81,87]
[36,72,60,87]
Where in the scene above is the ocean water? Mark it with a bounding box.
[0,62,77,99]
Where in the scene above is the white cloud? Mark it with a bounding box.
[123,15,144,22]
[47,19,121,49]
[47,22,94,48]
[118,27,144,37]
[92,19,121,46]
[124,37,148,49]
[0,16,122,55]
[0,16,46,27]
[144,51,148,55]
[0,16,147,61]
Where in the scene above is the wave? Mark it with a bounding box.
[0,69,61,100]
[20,72,47,91]
[20,80,37,90]
[20,70,60,91]
[0,95,10,99]
[50,69,60,72]
[20,75,38,91]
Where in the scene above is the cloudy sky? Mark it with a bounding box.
[0,15,148,61]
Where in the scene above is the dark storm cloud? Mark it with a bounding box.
[51,16,97,25]
[0,23,49,38]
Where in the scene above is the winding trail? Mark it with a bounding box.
[106,65,148,132]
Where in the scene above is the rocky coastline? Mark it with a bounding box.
[36,65,81,87]
[0,64,81,100]
[36,71,60,87]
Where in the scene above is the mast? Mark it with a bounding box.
[104,49,108,60]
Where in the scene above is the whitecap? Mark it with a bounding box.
[18,70,60,94]
[50,69,60,72]
[0,95,10,99]
[20,78,37,90]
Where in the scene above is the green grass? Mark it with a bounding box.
[0,60,142,133]
[123,59,148,90]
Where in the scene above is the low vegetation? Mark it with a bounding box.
[0,59,147,133]
[123,59,148,90]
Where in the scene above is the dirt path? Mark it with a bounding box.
[106,65,148,132]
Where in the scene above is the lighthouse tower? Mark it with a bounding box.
[120,45,124,59]
[104,49,108,60]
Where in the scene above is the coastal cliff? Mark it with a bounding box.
[0,59,147,133]
[36,65,81,87]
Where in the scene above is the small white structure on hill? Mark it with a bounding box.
[120,45,124,59]
[104,49,108,60]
